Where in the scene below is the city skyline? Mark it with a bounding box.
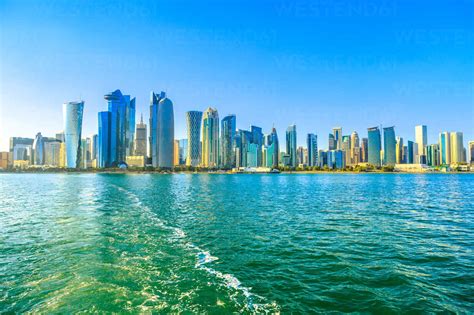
[1,1,473,151]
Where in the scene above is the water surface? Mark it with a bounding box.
[1,174,473,313]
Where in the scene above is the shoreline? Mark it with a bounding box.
[1,170,473,175]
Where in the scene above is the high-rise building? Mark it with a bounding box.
[98,111,112,168]
[469,141,474,164]
[450,132,464,164]
[185,111,203,167]
[90,134,98,162]
[104,90,136,164]
[426,144,440,166]
[332,127,342,150]
[297,146,305,166]
[341,135,351,165]
[367,127,381,166]
[149,91,166,164]
[221,115,236,169]
[63,101,84,168]
[328,133,336,150]
[157,97,175,168]
[407,140,415,164]
[360,138,368,163]
[32,132,45,165]
[350,131,360,164]
[396,136,403,164]
[250,125,264,166]
[383,126,396,166]
[201,107,219,168]
[178,139,188,165]
[286,125,297,167]
[439,132,451,165]
[174,140,180,166]
[43,138,61,167]
[134,114,147,157]
[307,133,318,167]
[415,125,428,164]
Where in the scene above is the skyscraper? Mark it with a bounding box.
[367,127,381,166]
[43,138,61,166]
[157,97,175,168]
[221,115,236,169]
[286,125,297,167]
[439,132,451,165]
[148,91,174,168]
[33,132,45,165]
[149,91,166,164]
[396,136,403,164]
[383,126,396,166]
[134,114,147,157]
[307,133,318,167]
[415,125,428,164]
[63,101,84,168]
[450,132,464,164]
[361,138,368,163]
[328,133,336,150]
[90,134,98,162]
[104,90,136,164]
[98,111,112,168]
[469,141,474,164]
[407,140,415,164]
[201,107,219,168]
[186,111,203,167]
[426,144,440,166]
[250,125,264,166]
[332,127,342,150]
[350,131,360,165]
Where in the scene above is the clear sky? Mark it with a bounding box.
[1,0,473,151]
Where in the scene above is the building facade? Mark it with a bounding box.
[367,127,381,166]
[63,101,84,168]
[185,111,203,167]
[201,107,219,168]
[383,126,396,166]
[220,115,236,169]
[286,125,297,167]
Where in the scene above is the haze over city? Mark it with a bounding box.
[1,0,473,152]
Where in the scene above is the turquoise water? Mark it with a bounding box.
[1,174,473,313]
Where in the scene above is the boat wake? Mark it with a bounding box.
[112,184,279,313]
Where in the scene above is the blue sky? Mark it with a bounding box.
[1,0,473,151]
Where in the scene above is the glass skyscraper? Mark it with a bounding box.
[367,126,381,166]
[383,126,396,166]
[220,115,236,169]
[415,125,428,164]
[307,133,318,167]
[98,111,112,168]
[63,101,84,168]
[33,132,45,165]
[439,132,451,165]
[201,107,219,168]
[150,91,166,166]
[134,114,147,157]
[332,127,342,150]
[186,110,203,167]
[286,125,297,167]
[157,97,175,168]
[104,90,136,165]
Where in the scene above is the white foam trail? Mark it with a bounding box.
[112,184,279,313]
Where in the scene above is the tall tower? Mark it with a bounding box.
[186,111,203,167]
[134,114,147,157]
[367,126,381,166]
[286,125,297,167]
[220,115,236,169]
[149,91,166,167]
[63,101,84,168]
[307,133,318,167]
[332,127,342,150]
[383,126,396,166]
[33,132,45,165]
[157,97,175,168]
[415,125,428,164]
[439,132,451,165]
[450,132,464,164]
[201,107,219,168]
